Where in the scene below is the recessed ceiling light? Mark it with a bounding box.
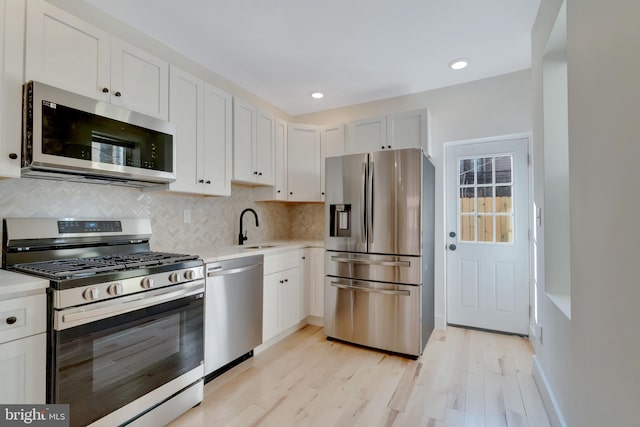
[449,58,470,70]
[310,91,324,99]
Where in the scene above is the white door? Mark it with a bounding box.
[287,124,321,201]
[202,82,232,196]
[446,138,529,335]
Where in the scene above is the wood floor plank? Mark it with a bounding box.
[168,325,550,427]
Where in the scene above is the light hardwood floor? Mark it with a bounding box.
[169,326,550,427]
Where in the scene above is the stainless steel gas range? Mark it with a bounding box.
[2,218,205,427]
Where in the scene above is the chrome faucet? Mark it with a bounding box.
[238,208,259,245]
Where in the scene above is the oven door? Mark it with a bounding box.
[49,282,204,427]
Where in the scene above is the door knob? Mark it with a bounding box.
[448,244,457,251]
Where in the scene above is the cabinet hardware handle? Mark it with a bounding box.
[102,87,109,93]
[198,179,204,183]
[279,280,284,284]
[258,172,262,176]
[387,145,391,149]
[6,316,17,325]
[253,171,258,175]
[289,192,293,195]
[284,278,288,283]
[381,146,385,149]
[8,153,18,160]
[206,180,211,184]
[301,256,306,260]
[277,190,281,193]
[321,192,325,195]
[115,91,122,97]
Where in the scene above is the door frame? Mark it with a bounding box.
[442,133,534,334]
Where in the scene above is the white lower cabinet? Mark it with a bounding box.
[0,334,46,404]
[0,292,47,404]
[262,250,303,342]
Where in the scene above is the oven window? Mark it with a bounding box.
[52,294,203,426]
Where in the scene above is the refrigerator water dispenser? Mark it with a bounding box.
[329,204,351,237]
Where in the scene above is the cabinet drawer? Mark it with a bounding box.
[0,294,46,344]
[264,250,301,275]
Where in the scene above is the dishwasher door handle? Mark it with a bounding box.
[207,262,262,277]
[330,282,411,296]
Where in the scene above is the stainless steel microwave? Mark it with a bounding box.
[22,81,176,187]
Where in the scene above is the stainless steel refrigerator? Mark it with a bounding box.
[324,148,435,357]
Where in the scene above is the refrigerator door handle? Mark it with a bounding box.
[368,161,374,244]
[361,161,367,244]
[330,256,411,267]
[330,282,411,297]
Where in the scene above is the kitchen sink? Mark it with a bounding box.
[243,245,276,249]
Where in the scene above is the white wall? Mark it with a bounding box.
[531,0,640,425]
[296,70,533,329]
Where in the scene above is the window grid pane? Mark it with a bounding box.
[457,155,514,244]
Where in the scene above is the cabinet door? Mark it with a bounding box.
[279,267,301,331]
[25,0,110,101]
[232,98,256,183]
[301,250,310,319]
[309,248,325,318]
[0,334,46,404]
[0,0,25,178]
[387,108,428,151]
[263,272,281,342]
[110,37,169,120]
[202,83,232,196]
[287,124,321,201]
[255,109,275,185]
[321,124,345,201]
[168,66,204,194]
[273,118,288,199]
[346,116,387,154]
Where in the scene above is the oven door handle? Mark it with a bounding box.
[59,283,203,328]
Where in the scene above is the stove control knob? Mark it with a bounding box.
[184,270,195,280]
[169,273,180,283]
[107,283,123,296]
[83,287,100,301]
[140,278,155,289]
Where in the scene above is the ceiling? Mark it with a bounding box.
[83,0,541,116]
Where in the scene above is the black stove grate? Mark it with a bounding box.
[13,251,199,279]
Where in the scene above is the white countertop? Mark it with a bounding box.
[0,269,49,298]
[189,240,324,264]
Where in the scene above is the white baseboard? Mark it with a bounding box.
[306,316,323,327]
[254,320,307,355]
[532,355,567,427]
[435,314,446,330]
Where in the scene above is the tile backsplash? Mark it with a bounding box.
[0,178,324,252]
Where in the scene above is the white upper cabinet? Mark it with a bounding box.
[232,98,274,185]
[321,124,345,201]
[25,0,169,119]
[0,0,25,178]
[110,37,169,119]
[202,82,233,196]
[254,118,287,201]
[256,109,275,185]
[168,66,232,196]
[346,116,387,153]
[287,124,321,202]
[387,108,429,151]
[345,108,430,156]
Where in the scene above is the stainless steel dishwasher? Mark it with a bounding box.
[204,254,264,380]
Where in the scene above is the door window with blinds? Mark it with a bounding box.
[458,155,514,243]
